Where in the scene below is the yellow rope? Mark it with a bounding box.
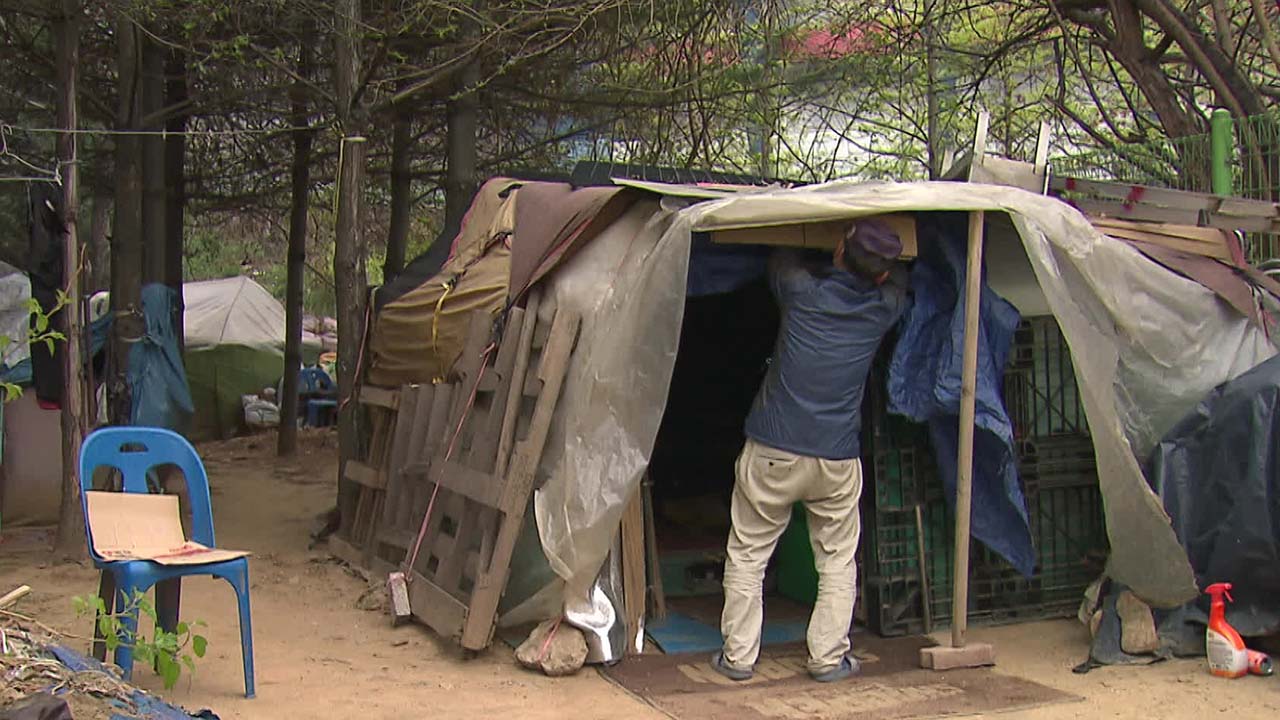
[430,277,457,357]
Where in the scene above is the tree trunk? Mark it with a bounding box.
[87,192,110,293]
[279,50,313,458]
[140,34,166,286]
[925,7,941,179]
[54,0,86,560]
[385,110,412,282]
[334,0,368,528]
[109,15,143,426]
[1083,2,1203,140]
[1133,0,1265,118]
[443,63,479,246]
[164,48,187,351]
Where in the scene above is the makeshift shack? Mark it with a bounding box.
[336,172,1277,664]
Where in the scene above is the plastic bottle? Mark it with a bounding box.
[1204,583,1249,678]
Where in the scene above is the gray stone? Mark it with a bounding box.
[1117,590,1159,654]
[516,619,588,677]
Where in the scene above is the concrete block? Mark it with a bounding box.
[919,642,996,670]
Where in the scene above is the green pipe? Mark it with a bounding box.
[1211,108,1234,196]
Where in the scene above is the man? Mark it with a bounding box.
[712,218,908,683]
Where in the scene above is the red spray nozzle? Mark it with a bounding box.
[1205,582,1234,603]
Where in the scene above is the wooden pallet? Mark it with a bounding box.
[333,384,403,568]
[374,293,581,650]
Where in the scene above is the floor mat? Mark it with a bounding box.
[602,633,1079,720]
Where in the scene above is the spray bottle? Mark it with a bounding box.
[1204,583,1248,678]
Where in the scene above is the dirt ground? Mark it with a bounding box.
[1,429,1277,720]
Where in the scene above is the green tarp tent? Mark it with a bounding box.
[183,276,321,440]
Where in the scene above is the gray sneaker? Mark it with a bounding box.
[710,652,753,681]
[810,655,861,683]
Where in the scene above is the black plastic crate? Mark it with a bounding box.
[860,317,1109,636]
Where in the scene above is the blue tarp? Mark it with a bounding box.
[128,283,194,430]
[887,215,1035,576]
[47,644,218,719]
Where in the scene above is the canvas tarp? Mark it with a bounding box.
[368,178,518,386]
[670,179,1275,608]
[509,183,633,302]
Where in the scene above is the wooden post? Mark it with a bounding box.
[53,0,87,558]
[950,209,985,649]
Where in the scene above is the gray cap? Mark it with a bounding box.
[847,218,902,259]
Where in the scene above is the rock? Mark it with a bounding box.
[516,619,588,677]
[1116,590,1159,654]
[1078,577,1105,626]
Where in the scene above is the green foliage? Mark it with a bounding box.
[73,591,209,691]
[0,292,68,404]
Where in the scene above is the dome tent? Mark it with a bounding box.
[182,276,321,440]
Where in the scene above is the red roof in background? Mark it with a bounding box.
[786,26,878,60]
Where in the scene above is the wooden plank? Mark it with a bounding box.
[1088,216,1231,245]
[496,292,541,479]
[468,308,525,472]
[969,155,1043,193]
[711,213,918,258]
[361,492,385,569]
[397,385,436,532]
[378,527,415,552]
[1068,199,1201,227]
[1054,175,1280,220]
[359,386,400,410]
[408,459,503,508]
[620,486,646,655]
[408,570,469,640]
[1103,230,1231,260]
[500,311,581,515]
[344,460,386,490]
[461,311,581,651]
[381,384,419,531]
[449,311,493,425]
[642,476,666,620]
[329,534,367,572]
[1053,176,1216,211]
[404,384,438,467]
[435,499,480,595]
[1217,196,1280,217]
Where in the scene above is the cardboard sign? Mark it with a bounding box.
[85,491,249,566]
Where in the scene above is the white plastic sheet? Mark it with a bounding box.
[533,199,690,600]
[684,180,1276,607]
[0,265,32,369]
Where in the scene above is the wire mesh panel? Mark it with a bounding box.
[860,317,1108,636]
[1052,135,1213,194]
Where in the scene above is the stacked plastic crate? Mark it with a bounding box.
[859,317,1109,636]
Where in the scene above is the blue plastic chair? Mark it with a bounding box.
[300,367,337,427]
[79,427,255,698]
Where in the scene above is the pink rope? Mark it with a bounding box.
[536,617,563,664]
[401,342,497,580]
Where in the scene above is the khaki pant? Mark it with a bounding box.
[720,438,863,673]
